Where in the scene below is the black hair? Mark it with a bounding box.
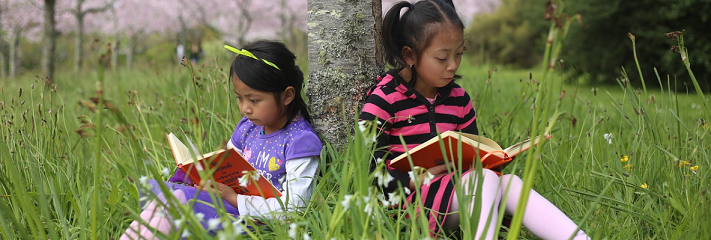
[229,40,312,126]
[382,0,464,85]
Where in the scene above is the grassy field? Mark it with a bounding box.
[1,43,709,240]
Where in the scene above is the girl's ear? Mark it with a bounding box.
[282,86,296,106]
[402,46,417,66]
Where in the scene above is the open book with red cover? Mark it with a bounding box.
[389,131,551,172]
[167,133,282,198]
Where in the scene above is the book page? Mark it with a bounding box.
[454,131,503,152]
[503,134,550,156]
[168,132,192,165]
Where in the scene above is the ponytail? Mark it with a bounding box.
[382,1,413,69]
[380,0,465,84]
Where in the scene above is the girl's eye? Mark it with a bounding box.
[437,58,447,62]
[251,100,259,103]
[456,52,464,56]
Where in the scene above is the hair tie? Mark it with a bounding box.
[224,45,281,71]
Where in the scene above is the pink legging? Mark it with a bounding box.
[120,190,187,240]
[446,169,589,240]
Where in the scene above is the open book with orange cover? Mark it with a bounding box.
[167,133,281,198]
[389,131,551,172]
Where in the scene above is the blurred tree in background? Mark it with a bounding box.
[467,0,711,90]
[465,0,548,68]
[564,0,711,89]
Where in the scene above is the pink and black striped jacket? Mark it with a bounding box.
[359,70,477,194]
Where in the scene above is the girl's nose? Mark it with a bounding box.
[446,59,457,72]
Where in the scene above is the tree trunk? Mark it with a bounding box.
[74,13,84,71]
[126,48,133,70]
[9,28,20,78]
[111,38,119,69]
[0,40,7,78]
[306,0,383,148]
[42,0,57,82]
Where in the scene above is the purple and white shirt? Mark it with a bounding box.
[229,115,322,218]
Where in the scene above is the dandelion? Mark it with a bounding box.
[603,133,613,144]
[620,155,629,162]
[691,165,699,174]
[207,219,221,230]
[623,164,633,171]
[641,183,648,189]
[288,223,298,239]
[161,167,170,177]
[341,195,352,210]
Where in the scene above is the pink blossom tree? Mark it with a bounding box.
[70,0,114,71]
[0,0,42,77]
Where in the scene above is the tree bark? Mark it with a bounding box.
[42,0,56,82]
[306,0,383,149]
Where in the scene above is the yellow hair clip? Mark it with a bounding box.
[224,45,281,71]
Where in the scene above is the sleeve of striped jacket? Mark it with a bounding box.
[358,87,411,194]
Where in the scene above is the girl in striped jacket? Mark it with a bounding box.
[359,1,589,239]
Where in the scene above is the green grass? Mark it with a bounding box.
[1,42,710,239]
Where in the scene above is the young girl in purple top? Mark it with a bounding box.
[359,1,589,239]
[121,40,323,239]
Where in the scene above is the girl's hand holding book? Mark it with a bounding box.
[196,179,237,200]
[408,164,451,191]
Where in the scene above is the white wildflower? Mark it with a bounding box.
[375,158,384,165]
[207,219,221,230]
[181,229,191,238]
[422,172,435,186]
[341,195,352,210]
[364,202,374,215]
[404,188,411,195]
[388,192,402,206]
[603,133,613,144]
[173,219,184,228]
[288,223,298,239]
[375,169,394,187]
[195,212,205,221]
[239,171,252,187]
[358,120,368,133]
[138,176,149,187]
[303,233,311,240]
[161,167,170,177]
[381,199,391,207]
[233,222,244,235]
